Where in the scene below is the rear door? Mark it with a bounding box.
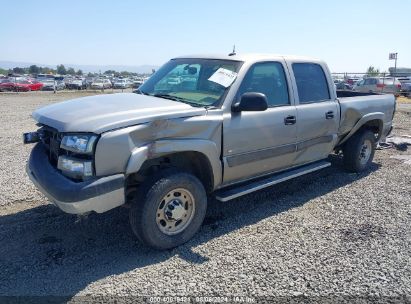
[288,62,339,166]
[222,60,297,184]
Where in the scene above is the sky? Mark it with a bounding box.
[1,0,410,73]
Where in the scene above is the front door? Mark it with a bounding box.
[223,61,297,184]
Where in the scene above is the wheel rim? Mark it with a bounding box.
[156,188,195,235]
[359,139,372,165]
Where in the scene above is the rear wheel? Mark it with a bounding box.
[342,130,376,172]
[129,170,207,250]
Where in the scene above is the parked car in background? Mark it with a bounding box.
[85,77,95,88]
[398,76,411,96]
[36,74,55,83]
[41,79,66,91]
[334,79,351,90]
[66,78,86,90]
[91,78,111,89]
[131,78,145,89]
[41,79,55,91]
[56,80,66,90]
[346,77,360,85]
[0,78,43,92]
[353,77,401,95]
[113,79,131,89]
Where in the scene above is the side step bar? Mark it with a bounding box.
[215,160,331,202]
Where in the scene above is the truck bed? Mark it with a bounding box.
[336,90,396,142]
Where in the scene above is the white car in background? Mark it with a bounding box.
[113,79,131,89]
[353,77,401,95]
[91,78,112,89]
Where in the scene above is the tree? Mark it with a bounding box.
[104,70,116,75]
[12,67,26,74]
[56,64,67,75]
[76,69,83,76]
[0,68,8,75]
[366,66,380,77]
[67,67,76,75]
[41,67,55,74]
[29,65,40,75]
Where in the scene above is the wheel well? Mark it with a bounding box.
[359,119,382,140]
[127,151,214,193]
[336,119,383,152]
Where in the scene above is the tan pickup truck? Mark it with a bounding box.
[24,54,395,249]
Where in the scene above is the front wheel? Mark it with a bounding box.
[129,170,207,250]
[342,130,376,172]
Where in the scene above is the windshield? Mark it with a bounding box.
[137,58,243,107]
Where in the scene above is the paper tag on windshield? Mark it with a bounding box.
[208,68,238,88]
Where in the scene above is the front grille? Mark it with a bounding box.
[49,136,61,165]
[38,125,62,167]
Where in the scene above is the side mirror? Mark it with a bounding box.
[232,92,268,112]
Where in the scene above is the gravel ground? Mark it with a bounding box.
[0,91,410,302]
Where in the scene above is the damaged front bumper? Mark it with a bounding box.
[26,143,125,214]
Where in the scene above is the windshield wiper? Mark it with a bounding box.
[152,93,202,107]
[134,89,150,95]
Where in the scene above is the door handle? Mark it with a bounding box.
[325,111,334,119]
[284,115,296,125]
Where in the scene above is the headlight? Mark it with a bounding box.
[58,156,93,179]
[60,134,97,154]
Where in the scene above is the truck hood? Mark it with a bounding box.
[33,93,207,133]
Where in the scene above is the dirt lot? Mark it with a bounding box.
[0,91,410,301]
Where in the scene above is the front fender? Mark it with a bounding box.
[338,112,384,145]
[126,139,222,188]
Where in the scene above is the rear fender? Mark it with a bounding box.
[338,112,384,145]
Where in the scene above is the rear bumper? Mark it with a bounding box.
[26,143,125,214]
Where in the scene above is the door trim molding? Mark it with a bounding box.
[226,143,296,167]
[225,135,334,167]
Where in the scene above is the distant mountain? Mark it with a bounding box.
[0,60,159,74]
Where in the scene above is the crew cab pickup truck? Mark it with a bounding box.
[24,54,395,249]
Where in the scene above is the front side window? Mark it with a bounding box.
[292,63,330,103]
[237,62,289,107]
[138,59,243,107]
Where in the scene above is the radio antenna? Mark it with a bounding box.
[228,45,236,56]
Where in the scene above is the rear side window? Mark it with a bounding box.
[364,78,377,85]
[292,63,330,103]
[237,62,289,107]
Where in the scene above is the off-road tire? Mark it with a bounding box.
[129,169,207,250]
[342,129,376,172]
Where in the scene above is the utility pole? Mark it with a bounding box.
[389,52,398,84]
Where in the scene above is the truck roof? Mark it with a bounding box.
[173,53,320,62]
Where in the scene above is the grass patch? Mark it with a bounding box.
[397,96,411,103]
